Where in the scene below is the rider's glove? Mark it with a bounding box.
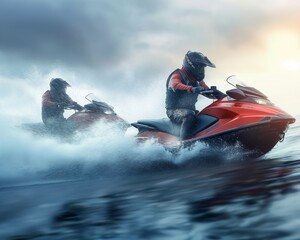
[73,102,84,111]
[191,86,205,94]
[57,102,69,109]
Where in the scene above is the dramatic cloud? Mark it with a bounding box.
[0,1,271,78]
[0,0,299,120]
[0,0,163,70]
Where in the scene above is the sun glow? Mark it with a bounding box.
[265,30,300,70]
[284,60,300,71]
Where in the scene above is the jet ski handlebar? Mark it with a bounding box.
[200,86,227,100]
[58,102,83,111]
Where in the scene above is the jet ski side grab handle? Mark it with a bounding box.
[200,86,227,100]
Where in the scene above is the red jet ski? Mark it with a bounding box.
[132,76,295,157]
[67,93,129,131]
[22,94,129,136]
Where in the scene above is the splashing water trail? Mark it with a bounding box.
[1,116,300,239]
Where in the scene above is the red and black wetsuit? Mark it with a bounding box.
[41,90,77,126]
[165,68,199,111]
[165,67,208,139]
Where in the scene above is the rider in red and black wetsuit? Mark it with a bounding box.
[165,51,216,139]
[42,78,83,134]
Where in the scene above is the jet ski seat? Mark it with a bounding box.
[132,114,218,137]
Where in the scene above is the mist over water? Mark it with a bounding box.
[0,112,246,186]
[0,119,164,181]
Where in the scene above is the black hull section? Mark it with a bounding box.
[186,121,289,158]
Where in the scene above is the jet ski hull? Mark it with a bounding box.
[189,117,291,157]
[21,100,129,137]
[136,118,290,158]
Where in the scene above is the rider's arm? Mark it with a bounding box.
[63,94,84,110]
[42,91,57,107]
[169,72,193,92]
[199,80,209,90]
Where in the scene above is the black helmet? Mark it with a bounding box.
[183,51,216,80]
[50,78,71,92]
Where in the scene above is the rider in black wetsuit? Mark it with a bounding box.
[165,51,216,139]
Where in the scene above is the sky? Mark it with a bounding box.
[0,0,300,123]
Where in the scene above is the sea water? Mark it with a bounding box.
[0,117,300,239]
